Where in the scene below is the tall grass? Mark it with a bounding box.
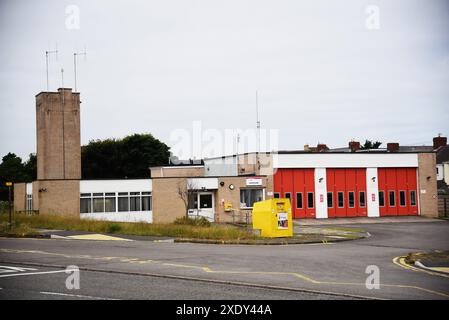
[0,213,257,240]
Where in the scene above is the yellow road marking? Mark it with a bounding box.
[431,267,449,273]
[1,248,448,299]
[393,256,449,279]
[67,234,132,241]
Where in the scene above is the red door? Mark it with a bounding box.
[304,169,316,218]
[326,168,367,218]
[346,169,357,217]
[356,169,368,217]
[378,168,388,216]
[326,169,336,218]
[274,169,315,219]
[292,169,305,218]
[335,169,347,217]
[396,169,408,216]
[378,168,418,216]
[406,168,419,215]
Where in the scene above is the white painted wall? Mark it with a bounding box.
[274,153,418,169]
[436,164,444,181]
[80,179,152,193]
[187,178,219,189]
[445,163,449,185]
[366,168,380,217]
[80,179,152,223]
[314,168,328,219]
[80,211,152,223]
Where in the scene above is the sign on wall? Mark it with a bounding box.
[246,178,262,186]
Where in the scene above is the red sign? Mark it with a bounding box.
[372,193,376,202]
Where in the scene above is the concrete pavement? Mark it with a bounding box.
[0,220,448,299]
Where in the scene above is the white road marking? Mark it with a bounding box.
[0,265,38,274]
[40,291,118,300]
[0,269,77,278]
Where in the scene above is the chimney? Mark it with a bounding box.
[349,141,360,152]
[433,135,447,150]
[316,144,329,152]
[387,143,400,153]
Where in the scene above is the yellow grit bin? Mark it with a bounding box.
[252,198,293,238]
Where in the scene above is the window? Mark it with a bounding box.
[26,194,33,212]
[338,192,344,208]
[142,192,152,211]
[199,193,213,209]
[296,192,303,209]
[327,192,333,208]
[379,191,385,207]
[348,192,355,208]
[93,193,104,213]
[188,192,199,210]
[130,192,141,211]
[240,189,264,208]
[389,191,396,207]
[81,191,151,213]
[80,198,91,213]
[410,191,417,206]
[274,193,280,199]
[399,191,406,207]
[285,192,291,201]
[359,192,366,208]
[105,192,116,213]
[80,193,92,213]
[118,192,129,212]
[307,192,314,208]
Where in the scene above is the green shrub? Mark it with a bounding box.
[0,201,9,214]
[106,223,122,233]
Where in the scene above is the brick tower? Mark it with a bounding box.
[36,88,81,180]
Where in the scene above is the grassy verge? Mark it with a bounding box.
[0,214,258,240]
[0,220,39,237]
[405,250,449,265]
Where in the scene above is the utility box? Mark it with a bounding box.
[252,199,293,238]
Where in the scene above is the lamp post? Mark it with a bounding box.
[5,182,12,229]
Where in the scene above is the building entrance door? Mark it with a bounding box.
[188,192,215,222]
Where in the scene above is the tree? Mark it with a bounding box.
[177,179,199,219]
[81,133,170,179]
[0,153,34,201]
[361,140,382,150]
[23,153,37,181]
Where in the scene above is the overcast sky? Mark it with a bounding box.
[1,0,448,160]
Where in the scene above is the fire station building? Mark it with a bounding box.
[13,89,440,223]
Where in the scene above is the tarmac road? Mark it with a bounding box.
[0,220,448,300]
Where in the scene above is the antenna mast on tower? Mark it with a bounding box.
[74,48,87,92]
[256,90,261,153]
[45,45,58,91]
